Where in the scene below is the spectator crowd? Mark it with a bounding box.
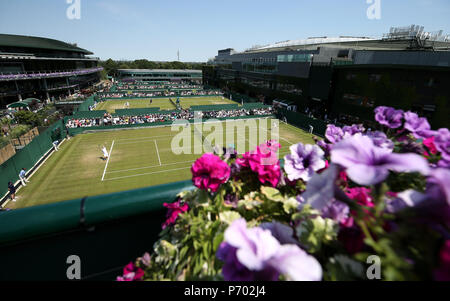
[99,90,223,99]
[66,108,273,128]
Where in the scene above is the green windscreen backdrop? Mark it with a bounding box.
[0,120,67,198]
[275,108,332,137]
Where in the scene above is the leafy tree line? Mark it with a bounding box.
[99,59,206,78]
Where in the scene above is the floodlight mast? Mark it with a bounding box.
[383,24,448,50]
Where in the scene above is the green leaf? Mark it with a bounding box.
[261,186,284,202]
[296,217,338,253]
[213,233,224,252]
[282,197,299,214]
[219,211,242,225]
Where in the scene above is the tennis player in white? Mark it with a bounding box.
[102,146,109,160]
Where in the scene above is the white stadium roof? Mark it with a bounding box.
[253,37,378,51]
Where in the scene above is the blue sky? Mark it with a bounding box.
[1,0,449,62]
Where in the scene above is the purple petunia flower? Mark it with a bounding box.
[434,128,450,162]
[343,124,365,136]
[385,190,427,214]
[284,143,326,182]
[321,200,350,223]
[404,112,433,139]
[374,106,404,129]
[325,125,345,144]
[217,219,322,281]
[316,139,331,156]
[365,131,394,150]
[260,222,299,245]
[437,159,450,168]
[298,164,339,211]
[330,134,430,186]
[387,169,450,228]
[427,168,450,205]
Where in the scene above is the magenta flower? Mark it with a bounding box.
[346,187,373,208]
[434,240,450,281]
[374,106,404,129]
[236,141,281,187]
[284,143,326,182]
[217,219,322,281]
[343,187,374,226]
[331,134,430,186]
[404,111,433,139]
[162,200,189,229]
[191,153,231,192]
[423,136,438,156]
[116,262,145,281]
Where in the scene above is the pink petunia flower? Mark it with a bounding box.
[423,136,438,157]
[191,153,231,192]
[162,199,189,229]
[116,262,145,281]
[237,141,281,187]
[434,240,450,281]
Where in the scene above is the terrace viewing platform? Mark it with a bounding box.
[0,67,104,82]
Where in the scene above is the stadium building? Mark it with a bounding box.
[0,34,102,109]
[117,69,202,84]
[204,25,450,128]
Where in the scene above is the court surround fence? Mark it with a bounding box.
[0,120,67,199]
[275,108,334,137]
[0,180,195,280]
[65,114,275,136]
[96,94,224,100]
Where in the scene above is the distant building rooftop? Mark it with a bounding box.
[253,37,377,51]
[0,34,93,54]
[117,69,202,73]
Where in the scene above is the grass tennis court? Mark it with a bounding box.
[6,119,317,209]
[95,96,237,113]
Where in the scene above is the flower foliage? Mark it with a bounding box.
[119,107,450,281]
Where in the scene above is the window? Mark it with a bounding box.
[346,74,357,80]
[343,94,375,107]
[369,74,381,82]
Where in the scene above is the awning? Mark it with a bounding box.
[7,102,29,109]
[22,98,42,105]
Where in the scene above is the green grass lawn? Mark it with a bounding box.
[95,96,237,113]
[7,119,317,209]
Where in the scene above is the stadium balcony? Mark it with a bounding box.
[0,180,195,281]
[0,67,104,82]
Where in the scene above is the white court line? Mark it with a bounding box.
[101,140,115,181]
[115,133,184,142]
[260,126,295,145]
[115,135,189,145]
[104,166,191,182]
[154,140,162,166]
[106,160,196,174]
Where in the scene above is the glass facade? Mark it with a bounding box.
[277,54,313,63]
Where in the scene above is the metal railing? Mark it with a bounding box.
[0,67,104,81]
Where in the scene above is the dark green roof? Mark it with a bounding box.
[0,34,92,55]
